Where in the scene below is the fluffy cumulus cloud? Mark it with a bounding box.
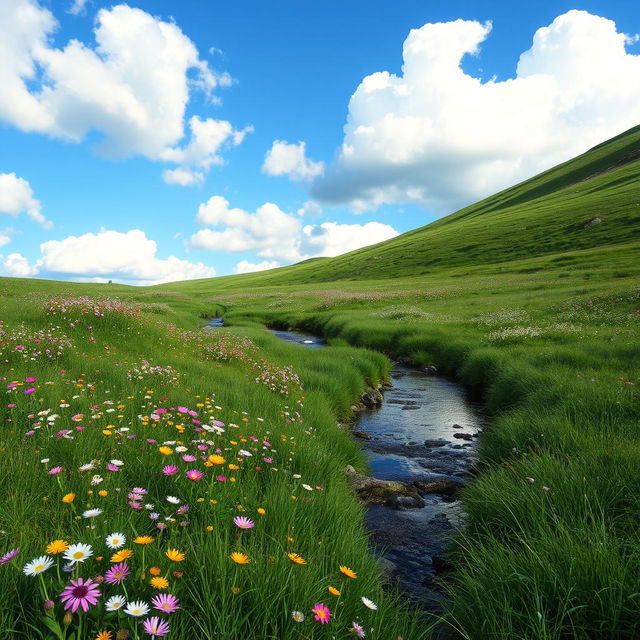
[190,195,398,262]
[68,0,88,16]
[2,229,215,285]
[0,173,51,228]
[312,10,640,213]
[0,1,247,183]
[234,260,280,274]
[263,140,325,180]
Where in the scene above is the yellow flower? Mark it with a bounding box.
[149,566,162,576]
[95,632,112,640]
[98,490,108,497]
[230,552,250,564]
[206,525,214,532]
[328,586,341,596]
[111,549,133,563]
[62,493,75,504]
[102,430,112,436]
[165,548,185,562]
[287,553,307,565]
[208,454,225,465]
[231,587,241,594]
[339,565,357,579]
[150,576,169,589]
[46,539,69,554]
[158,446,173,455]
[257,508,266,515]
[134,536,154,545]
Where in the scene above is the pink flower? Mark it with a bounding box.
[216,475,226,482]
[182,454,197,462]
[163,465,178,476]
[24,388,35,394]
[233,516,255,529]
[312,603,331,624]
[143,616,170,638]
[351,622,365,637]
[186,470,202,482]
[59,577,100,613]
[25,377,36,382]
[48,467,63,475]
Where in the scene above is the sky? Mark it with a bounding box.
[1,0,639,284]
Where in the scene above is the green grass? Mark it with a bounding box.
[1,124,640,638]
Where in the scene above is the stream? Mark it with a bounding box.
[206,319,484,609]
[267,328,484,609]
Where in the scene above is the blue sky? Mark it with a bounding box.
[1,0,639,283]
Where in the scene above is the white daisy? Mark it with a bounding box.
[90,475,104,486]
[23,555,54,577]
[109,459,124,466]
[175,446,187,453]
[361,597,378,610]
[238,449,252,457]
[105,532,126,549]
[105,595,126,612]
[166,496,180,504]
[125,600,150,617]
[78,463,95,472]
[82,508,103,518]
[40,458,50,464]
[292,611,305,622]
[63,543,93,564]
[302,484,313,491]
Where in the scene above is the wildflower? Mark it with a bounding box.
[143,616,170,638]
[96,632,113,640]
[105,595,127,611]
[340,565,357,579]
[98,490,108,497]
[125,600,150,617]
[111,549,133,563]
[361,597,377,610]
[62,493,76,504]
[134,536,154,545]
[60,577,101,613]
[83,508,103,518]
[78,463,94,472]
[162,465,178,476]
[288,553,307,565]
[292,611,305,622]
[257,508,266,515]
[328,586,341,595]
[230,552,249,564]
[0,548,19,565]
[312,603,331,624]
[351,622,366,637]
[525,477,535,484]
[233,516,255,529]
[151,593,180,614]
[48,467,63,475]
[106,533,126,549]
[23,555,54,576]
[150,576,169,589]
[186,470,203,481]
[158,447,173,456]
[166,496,180,504]
[104,563,130,585]
[165,548,185,562]
[149,566,162,576]
[116,629,130,640]
[46,540,69,554]
[63,543,93,564]
[43,599,55,611]
[208,454,225,465]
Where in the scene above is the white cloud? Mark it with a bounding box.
[0,1,247,182]
[68,0,89,16]
[312,10,640,213]
[2,253,38,277]
[234,260,280,274]
[190,195,398,262]
[0,234,10,247]
[22,229,215,284]
[296,200,323,217]
[0,173,52,228]
[263,140,325,180]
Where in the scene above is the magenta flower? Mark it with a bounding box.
[312,603,331,624]
[104,562,130,584]
[25,377,36,382]
[182,454,197,462]
[163,465,178,476]
[48,466,63,475]
[59,577,100,613]
[107,463,120,472]
[216,475,226,482]
[151,592,180,614]
[24,388,35,394]
[351,622,365,637]
[0,548,19,565]
[143,616,170,637]
[233,516,255,529]
[185,469,203,481]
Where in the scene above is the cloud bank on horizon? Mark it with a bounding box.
[1,3,639,284]
[309,10,640,213]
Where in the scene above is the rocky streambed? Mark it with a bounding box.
[269,329,484,609]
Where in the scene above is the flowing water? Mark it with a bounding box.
[268,329,484,609]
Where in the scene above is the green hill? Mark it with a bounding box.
[161,123,640,291]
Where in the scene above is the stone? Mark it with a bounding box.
[360,388,383,407]
[413,478,460,496]
[389,494,426,509]
[345,465,409,503]
[453,432,473,441]
[353,431,372,440]
[423,365,438,375]
[424,440,447,448]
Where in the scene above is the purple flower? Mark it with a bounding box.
[143,616,170,637]
[185,469,202,481]
[162,465,178,476]
[104,562,130,585]
[151,593,180,613]
[0,548,19,565]
[233,516,255,530]
[59,577,100,613]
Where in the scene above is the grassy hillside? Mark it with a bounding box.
[1,125,639,639]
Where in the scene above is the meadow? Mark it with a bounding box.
[1,126,639,639]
